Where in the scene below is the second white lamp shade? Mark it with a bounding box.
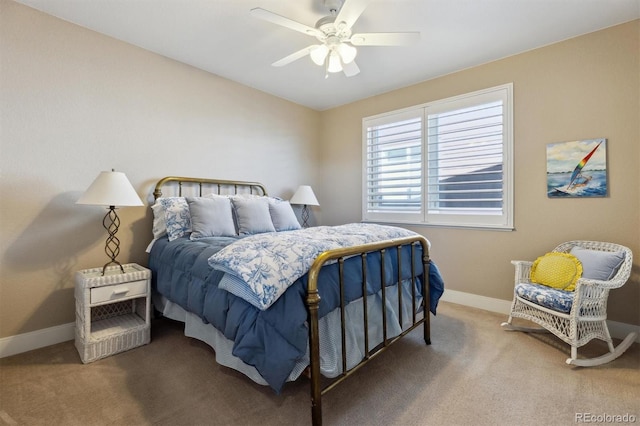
[290,185,319,207]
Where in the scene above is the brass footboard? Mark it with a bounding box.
[306,236,431,426]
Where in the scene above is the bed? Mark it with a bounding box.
[147,176,444,425]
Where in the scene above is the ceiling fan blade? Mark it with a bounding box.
[250,8,323,38]
[335,0,369,29]
[350,32,421,46]
[342,60,360,77]
[272,45,316,67]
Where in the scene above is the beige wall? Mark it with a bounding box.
[319,20,640,325]
[1,0,638,341]
[0,0,320,338]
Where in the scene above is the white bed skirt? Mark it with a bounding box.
[153,280,422,387]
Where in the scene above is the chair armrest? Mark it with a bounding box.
[571,277,615,317]
[574,276,618,291]
[511,260,533,285]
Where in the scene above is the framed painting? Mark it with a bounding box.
[546,138,607,198]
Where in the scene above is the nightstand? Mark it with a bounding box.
[75,263,151,363]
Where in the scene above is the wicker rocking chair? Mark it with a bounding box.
[501,240,636,367]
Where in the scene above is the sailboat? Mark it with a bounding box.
[554,141,602,195]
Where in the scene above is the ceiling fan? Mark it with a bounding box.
[250,0,420,78]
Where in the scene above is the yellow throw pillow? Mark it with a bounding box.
[530,252,582,291]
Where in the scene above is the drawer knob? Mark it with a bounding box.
[112,287,130,296]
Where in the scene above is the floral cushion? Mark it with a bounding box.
[515,283,574,313]
[159,197,191,241]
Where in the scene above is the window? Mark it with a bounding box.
[363,84,513,229]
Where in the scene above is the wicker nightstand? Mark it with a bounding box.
[75,263,151,363]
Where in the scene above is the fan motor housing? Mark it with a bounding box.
[315,15,351,40]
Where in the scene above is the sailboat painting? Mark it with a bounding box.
[547,138,607,198]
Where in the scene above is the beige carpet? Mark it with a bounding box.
[1,302,638,426]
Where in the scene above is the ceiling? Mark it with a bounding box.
[14,0,640,111]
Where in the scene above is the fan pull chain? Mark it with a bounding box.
[325,56,329,79]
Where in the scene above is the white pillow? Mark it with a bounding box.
[151,202,168,239]
[231,196,276,235]
[187,197,236,239]
[268,198,301,231]
[207,193,232,200]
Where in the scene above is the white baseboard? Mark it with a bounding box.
[0,322,74,358]
[440,289,513,315]
[441,289,640,343]
[1,290,637,358]
[607,321,640,344]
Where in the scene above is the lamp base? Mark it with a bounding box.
[101,260,125,276]
[102,206,125,275]
[301,205,310,228]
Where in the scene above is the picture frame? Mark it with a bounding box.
[546,138,607,198]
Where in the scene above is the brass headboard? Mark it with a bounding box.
[153,176,268,200]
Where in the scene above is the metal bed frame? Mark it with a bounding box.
[152,176,432,425]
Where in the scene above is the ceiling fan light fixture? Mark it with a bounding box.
[337,42,357,64]
[252,0,418,79]
[310,44,329,66]
[327,50,343,73]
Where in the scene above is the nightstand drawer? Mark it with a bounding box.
[90,279,147,304]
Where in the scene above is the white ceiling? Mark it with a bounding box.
[14,0,640,111]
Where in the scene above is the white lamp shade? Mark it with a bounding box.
[290,185,319,206]
[327,50,343,73]
[76,170,143,207]
[337,43,357,64]
[310,44,329,66]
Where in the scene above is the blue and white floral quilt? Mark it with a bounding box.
[208,223,420,310]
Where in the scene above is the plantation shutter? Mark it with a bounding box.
[427,101,503,213]
[362,83,513,229]
[363,110,423,222]
[424,87,511,227]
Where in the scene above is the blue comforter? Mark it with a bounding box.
[149,232,444,393]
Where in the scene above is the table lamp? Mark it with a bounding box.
[290,185,319,228]
[76,169,143,275]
